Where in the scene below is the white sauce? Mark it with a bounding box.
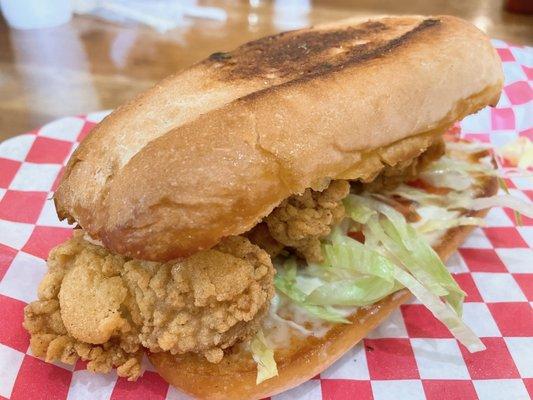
[263,295,339,348]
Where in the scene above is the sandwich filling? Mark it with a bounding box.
[23,136,532,382]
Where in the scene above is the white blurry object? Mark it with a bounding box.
[273,0,310,30]
[0,0,72,29]
[72,0,227,33]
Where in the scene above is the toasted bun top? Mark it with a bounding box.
[54,15,503,261]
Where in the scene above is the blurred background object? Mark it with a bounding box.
[71,0,227,32]
[0,0,532,140]
[0,0,72,30]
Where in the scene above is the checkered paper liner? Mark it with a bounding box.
[0,40,531,400]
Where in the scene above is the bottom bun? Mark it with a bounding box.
[150,176,498,400]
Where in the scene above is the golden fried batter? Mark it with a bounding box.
[265,180,350,262]
[246,223,286,259]
[24,232,274,380]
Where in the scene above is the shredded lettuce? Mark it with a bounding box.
[419,155,495,191]
[306,276,398,306]
[388,183,533,222]
[388,265,485,352]
[419,150,532,190]
[427,174,472,191]
[420,142,532,222]
[367,215,464,315]
[323,229,395,282]
[499,136,533,169]
[308,233,401,306]
[353,196,466,315]
[275,258,350,323]
[423,155,496,176]
[498,176,523,226]
[409,205,486,235]
[316,205,485,353]
[251,330,278,384]
[386,184,454,206]
[420,169,472,191]
[342,195,484,351]
[343,196,376,223]
[466,195,533,219]
[416,216,486,233]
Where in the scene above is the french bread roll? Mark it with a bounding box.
[54,15,503,261]
[149,174,499,400]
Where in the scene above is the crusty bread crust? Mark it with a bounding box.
[54,15,503,261]
[149,175,499,400]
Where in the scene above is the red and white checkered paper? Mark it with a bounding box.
[0,40,532,400]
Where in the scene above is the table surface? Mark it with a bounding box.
[0,0,531,141]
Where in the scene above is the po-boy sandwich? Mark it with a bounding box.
[23,15,533,400]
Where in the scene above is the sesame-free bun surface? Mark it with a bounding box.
[54,15,503,261]
[149,174,498,400]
